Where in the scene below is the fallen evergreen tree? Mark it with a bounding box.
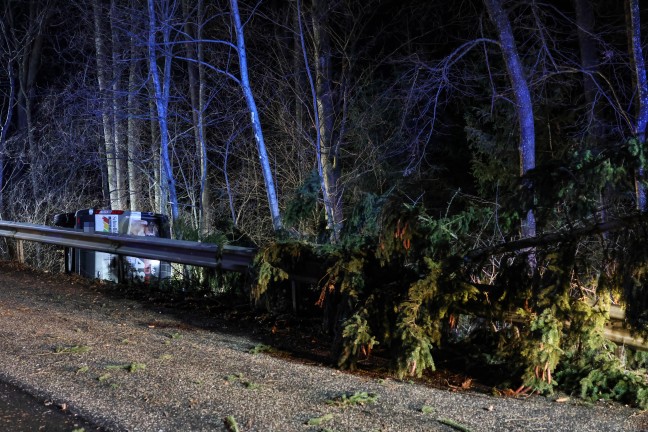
[254,201,648,408]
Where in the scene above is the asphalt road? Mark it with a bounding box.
[0,262,644,431]
[0,380,101,431]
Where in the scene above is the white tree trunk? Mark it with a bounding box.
[230,0,283,231]
[126,7,142,211]
[147,0,179,221]
[297,0,342,241]
[110,0,127,209]
[92,0,119,209]
[147,93,165,213]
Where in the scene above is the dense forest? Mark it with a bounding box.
[4,0,648,406]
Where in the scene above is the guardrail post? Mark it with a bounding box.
[16,239,24,264]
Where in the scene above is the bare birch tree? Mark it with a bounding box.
[126,0,143,211]
[109,0,128,209]
[147,0,179,221]
[230,0,282,231]
[92,0,120,209]
[296,0,342,241]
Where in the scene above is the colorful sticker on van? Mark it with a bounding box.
[95,214,118,233]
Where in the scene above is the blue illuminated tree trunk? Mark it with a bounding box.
[230,0,283,232]
[147,0,179,221]
[626,0,648,211]
[484,0,536,239]
[0,58,13,219]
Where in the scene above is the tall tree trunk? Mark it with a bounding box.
[223,135,237,226]
[312,0,342,241]
[0,58,14,219]
[92,0,119,209]
[230,0,283,232]
[296,0,341,241]
[293,0,304,179]
[23,91,38,197]
[126,4,142,211]
[625,0,648,211]
[147,0,179,222]
[182,0,211,237]
[16,1,46,201]
[196,1,210,236]
[110,0,127,209]
[484,0,536,239]
[148,92,164,213]
[574,0,599,135]
[575,0,608,224]
[0,0,14,221]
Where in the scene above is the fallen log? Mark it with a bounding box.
[464,212,648,262]
[602,305,648,351]
[461,213,648,351]
[604,326,647,351]
[496,300,646,350]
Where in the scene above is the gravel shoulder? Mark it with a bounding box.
[0,261,645,432]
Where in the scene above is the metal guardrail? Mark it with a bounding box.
[2,220,646,351]
[0,220,257,272]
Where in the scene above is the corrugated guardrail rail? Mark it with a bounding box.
[1,220,646,351]
[0,220,256,272]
